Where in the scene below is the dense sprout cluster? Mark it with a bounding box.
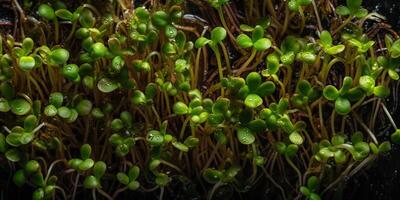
[0,0,399,199]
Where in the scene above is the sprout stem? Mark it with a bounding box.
[285,155,302,186]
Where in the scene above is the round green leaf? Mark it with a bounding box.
[13,170,26,187]
[152,11,169,27]
[83,175,99,189]
[25,160,40,173]
[128,165,140,181]
[78,158,94,171]
[76,99,92,116]
[359,75,375,93]
[253,38,271,51]
[323,85,339,101]
[391,130,400,144]
[97,78,119,93]
[38,4,55,20]
[79,9,96,28]
[246,72,262,91]
[10,99,31,115]
[20,132,34,144]
[0,98,10,112]
[373,85,390,98]
[80,144,92,159]
[6,148,21,162]
[55,9,73,20]
[236,34,253,48]
[335,97,351,115]
[131,90,146,105]
[237,127,255,145]
[173,102,189,115]
[155,173,170,186]
[195,37,211,48]
[127,181,140,190]
[57,106,71,119]
[117,173,129,185]
[336,5,350,16]
[19,56,35,71]
[93,161,106,178]
[334,150,347,164]
[379,141,391,153]
[147,130,164,146]
[325,45,345,55]
[289,132,304,145]
[62,64,79,80]
[245,94,263,108]
[90,42,108,58]
[203,168,223,184]
[49,48,70,65]
[319,31,333,47]
[172,141,189,152]
[210,27,227,43]
[22,38,34,54]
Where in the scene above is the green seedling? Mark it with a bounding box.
[238,72,276,108]
[117,165,140,190]
[236,25,272,52]
[300,176,321,200]
[323,76,356,115]
[291,80,320,107]
[288,0,312,12]
[173,90,209,124]
[336,0,368,18]
[318,31,345,55]
[195,27,227,94]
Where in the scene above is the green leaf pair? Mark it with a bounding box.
[83,161,106,189]
[323,76,354,115]
[173,92,209,124]
[5,115,41,147]
[131,83,157,105]
[279,36,301,65]
[336,0,368,18]
[291,80,320,107]
[202,165,240,184]
[300,176,321,200]
[117,166,140,190]
[239,72,276,108]
[314,135,348,164]
[347,35,375,54]
[260,98,289,131]
[359,75,389,97]
[195,27,227,49]
[207,98,231,126]
[318,31,345,55]
[288,0,312,12]
[109,134,135,157]
[275,142,298,157]
[236,25,272,51]
[262,52,280,77]
[68,144,95,172]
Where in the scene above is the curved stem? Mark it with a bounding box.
[333,16,353,35]
[285,156,302,186]
[237,48,257,75]
[44,159,64,184]
[97,188,113,200]
[381,102,398,129]
[212,46,225,96]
